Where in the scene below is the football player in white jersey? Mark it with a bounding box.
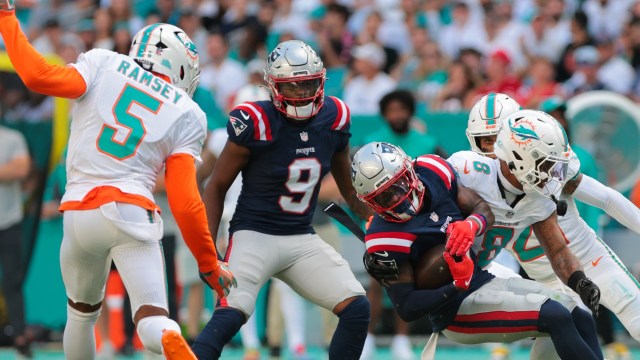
[453,93,640,359]
[448,109,602,317]
[0,2,236,359]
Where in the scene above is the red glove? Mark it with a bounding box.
[443,252,474,290]
[445,219,479,257]
[200,262,237,299]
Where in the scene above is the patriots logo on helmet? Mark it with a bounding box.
[380,143,396,154]
[230,116,247,136]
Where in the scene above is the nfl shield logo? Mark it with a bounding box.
[506,211,515,219]
[300,131,309,142]
[430,212,439,222]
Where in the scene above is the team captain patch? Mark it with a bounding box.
[230,116,248,136]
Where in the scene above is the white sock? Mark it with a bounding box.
[136,315,181,355]
[240,314,260,349]
[64,305,100,360]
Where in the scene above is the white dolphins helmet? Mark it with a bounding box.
[130,23,200,97]
[265,40,326,120]
[467,93,522,156]
[351,142,425,222]
[494,110,571,196]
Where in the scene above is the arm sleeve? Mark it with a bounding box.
[386,282,460,322]
[165,153,219,273]
[0,12,86,98]
[573,175,640,235]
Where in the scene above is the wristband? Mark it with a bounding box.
[567,270,587,291]
[467,213,487,235]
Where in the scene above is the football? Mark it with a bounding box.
[414,244,453,289]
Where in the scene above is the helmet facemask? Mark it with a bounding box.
[359,158,425,222]
[519,149,569,197]
[268,71,326,120]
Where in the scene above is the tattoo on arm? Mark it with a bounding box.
[533,212,583,284]
[456,183,495,227]
[562,173,583,195]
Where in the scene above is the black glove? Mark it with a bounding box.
[363,251,399,288]
[569,271,600,318]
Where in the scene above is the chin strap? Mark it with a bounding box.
[551,194,568,216]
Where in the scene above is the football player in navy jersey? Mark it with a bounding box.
[354,142,604,360]
[192,40,371,359]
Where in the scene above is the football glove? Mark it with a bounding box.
[363,251,399,288]
[575,278,600,318]
[0,0,14,12]
[443,252,474,291]
[200,262,237,299]
[445,219,479,257]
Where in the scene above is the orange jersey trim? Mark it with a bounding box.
[0,12,86,99]
[165,153,219,273]
[59,186,160,212]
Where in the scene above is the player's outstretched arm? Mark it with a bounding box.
[533,212,600,316]
[330,145,373,220]
[566,174,640,235]
[165,153,237,298]
[0,5,86,98]
[446,183,495,256]
[203,140,249,245]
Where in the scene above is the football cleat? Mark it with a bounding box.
[161,330,197,360]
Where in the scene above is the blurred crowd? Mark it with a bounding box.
[5,0,640,119]
[3,0,640,359]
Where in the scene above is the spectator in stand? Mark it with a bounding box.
[199,32,248,112]
[471,49,522,101]
[0,125,32,358]
[355,10,399,73]
[556,10,595,82]
[596,35,635,95]
[517,57,563,109]
[521,0,572,64]
[438,1,484,60]
[316,3,354,68]
[111,21,131,55]
[563,45,606,96]
[93,8,114,50]
[343,42,396,115]
[583,0,634,40]
[430,60,478,111]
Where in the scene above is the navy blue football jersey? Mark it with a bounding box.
[365,155,493,331]
[226,96,351,236]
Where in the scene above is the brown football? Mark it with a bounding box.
[414,244,453,289]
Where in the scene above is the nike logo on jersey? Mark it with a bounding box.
[374,251,389,257]
[240,110,251,121]
[463,161,470,174]
[592,256,604,267]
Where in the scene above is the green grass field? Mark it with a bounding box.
[1,344,639,360]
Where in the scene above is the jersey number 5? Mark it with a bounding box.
[279,158,321,214]
[97,84,163,160]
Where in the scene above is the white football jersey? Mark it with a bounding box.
[513,152,594,282]
[448,151,556,269]
[61,49,207,206]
